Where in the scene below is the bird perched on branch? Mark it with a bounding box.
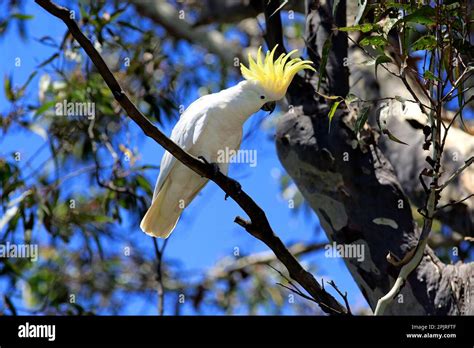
[140,45,315,238]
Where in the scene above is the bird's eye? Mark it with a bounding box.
[260,95,265,100]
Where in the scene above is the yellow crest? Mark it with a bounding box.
[240,45,315,99]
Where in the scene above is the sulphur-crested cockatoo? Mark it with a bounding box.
[140,45,315,238]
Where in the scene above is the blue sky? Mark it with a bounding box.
[0,1,377,315]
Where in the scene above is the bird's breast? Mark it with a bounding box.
[191,115,243,163]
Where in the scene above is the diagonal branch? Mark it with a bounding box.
[35,0,348,315]
[152,238,168,316]
[439,156,474,191]
[133,0,242,66]
[207,242,327,279]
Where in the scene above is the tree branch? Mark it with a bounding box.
[274,0,474,315]
[133,0,242,66]
[439,156,474,191]
[152,238,168,316]
[35,0,348,316]
[207,242,327,280]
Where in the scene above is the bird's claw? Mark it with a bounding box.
[197,156,241,200]
[198,156,220,176]
[225,178,242,200]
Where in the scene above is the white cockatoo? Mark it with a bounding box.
[140,45,315,238]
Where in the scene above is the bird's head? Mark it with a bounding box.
[240,45,315,113]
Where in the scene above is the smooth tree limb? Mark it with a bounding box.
[271,0,474,315]
[35,0,349,315]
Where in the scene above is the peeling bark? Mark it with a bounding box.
[275,0,474,314]
[347,47,474,237]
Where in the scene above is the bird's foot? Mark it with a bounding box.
[225,178,242,200]
[197,156,241,200]
[198,156,220,176]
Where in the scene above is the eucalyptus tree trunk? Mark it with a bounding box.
[275,0,474,314]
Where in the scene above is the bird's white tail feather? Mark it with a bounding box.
[140,181,180,238]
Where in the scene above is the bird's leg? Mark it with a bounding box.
[197,156,241,200]
[224,178,242,200]
[198,156,220,176]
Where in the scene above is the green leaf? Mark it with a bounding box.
[117,20,145,33]
[328,100,341,133]
[108,7,127,22]
[318,34,333,92]
[34,100,56,116]
[17,71,37,99]
[457,88,463,111]
[455,65,463,110]
[36,52,59,68]
[375,55,392,80]
[136,175,152,195]
[445,2,461,11]
[443,2,461,16]
[316,91,342,100]
[4,75,15,101]
[0,20,8,34]
[344,93,359,106]
[354,105,370,136]
[411,35,437,51]
[384,129,409,145]
[10,13,34,20]
[79,2,88,21]
[401,6,435,25]
[338,23,375,33]
[21,71,37,89]
[384,2,411,10]
[376,105,408,145]
[423,70,440,81]
[93,215,114,223]
[458,95,473,132]
[359,35,387,47]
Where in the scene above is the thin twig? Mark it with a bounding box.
[439,156,474,191]
[153,238,168,316]
[268,264,347,315]
[327,280,352,315]
[276,282,319,304]
[442,69,474,102]
[207,242,326,279]
[437,193,474,210]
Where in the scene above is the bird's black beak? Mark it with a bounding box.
[260,101,276,114]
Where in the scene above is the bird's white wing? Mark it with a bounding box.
[152,95,212,201]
